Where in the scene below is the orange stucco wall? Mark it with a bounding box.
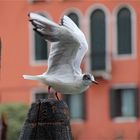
[0,0,140,139]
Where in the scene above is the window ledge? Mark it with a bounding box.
[93,70,111,80]
[30,60,48,66]
[113,54,136,60]
[113,117,137,123]
[70,119,85,124]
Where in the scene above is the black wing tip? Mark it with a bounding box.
[60,17,64,25]
[28,12,31,17]
[60,15,67,26]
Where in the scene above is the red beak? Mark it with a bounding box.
[92,80,99,85]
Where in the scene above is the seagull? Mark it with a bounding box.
[23,12,98,99]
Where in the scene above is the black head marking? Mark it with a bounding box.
[83,74,91,81]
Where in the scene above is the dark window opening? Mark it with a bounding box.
[117,8,132,55]
[90,9,106,71]
[34,13,48,61]
[110,87,138,118]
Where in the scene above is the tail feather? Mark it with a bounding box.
[23,75,41,81]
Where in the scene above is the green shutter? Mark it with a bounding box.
[35,32,48,61]
[117,8,132,55]
[133,88,139,117]
[90,9,106,71]
[110,89,122,118]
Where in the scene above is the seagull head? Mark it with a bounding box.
[82,73,98,86]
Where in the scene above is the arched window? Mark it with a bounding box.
[117,7,132,55]
[90,9,106,71]
[33,13,48,63]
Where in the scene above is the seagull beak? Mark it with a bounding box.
[92,80,99,85]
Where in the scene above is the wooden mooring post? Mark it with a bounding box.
[19,98,72,140]
[0,113,8,140]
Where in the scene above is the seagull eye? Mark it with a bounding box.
[87,77,91,80]
[85,77,89,80]
[83,75,91,80]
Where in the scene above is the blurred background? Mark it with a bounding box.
[0,0,140,140]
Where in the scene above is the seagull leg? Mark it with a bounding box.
[48,86,51,94]
[48,86,59,100]
[55,92,59,101]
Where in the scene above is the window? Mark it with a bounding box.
[32,91,48,102]
[34,32,48,61]
[0,38,1,69]
[90,9,106,71]
[32,13,48,63]
[117,7,132,55]
[63,12,85,120]
[110,86,138,119]
[64,93,85,119]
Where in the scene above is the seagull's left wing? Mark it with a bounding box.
[61,16,88,75]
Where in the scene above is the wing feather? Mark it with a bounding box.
[29,13,88,77]
[62,16,88,75]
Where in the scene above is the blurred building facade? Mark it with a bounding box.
[0,0,140,139]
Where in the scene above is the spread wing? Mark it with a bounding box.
[29,13,88,77]
[61,16,88,75]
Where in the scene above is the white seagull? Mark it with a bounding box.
[23,12,98,98]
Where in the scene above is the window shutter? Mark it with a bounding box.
[110,89,122,118]
[117,8,132,55]
[35,32,48,60]
[90,9,106,71]
[134,88,139,117]
[110,89,116,118]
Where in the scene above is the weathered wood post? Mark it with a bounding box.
[19,98,72,140]
[0,38,2,79]
[0,38,2,69]
[0,113,8,140]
